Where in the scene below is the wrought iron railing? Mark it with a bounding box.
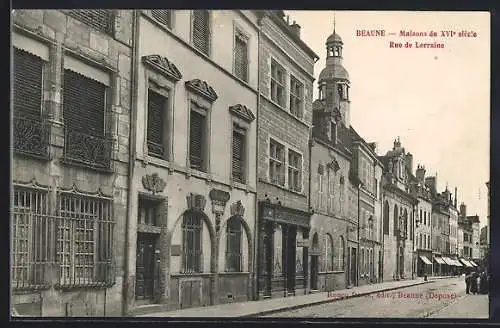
[147,140,165,159]
[63,129,113,170]
[11,211,115,290]
[13,116,49,159]
[182,249,203,273]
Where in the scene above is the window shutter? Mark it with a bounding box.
[68,10,113,34]
[189,110,205,170]
[192,10,210,55]
[151,10,171,27]
[147,90,165,154]
[63,70,106,136]
[232,130,244,183]
[13,48,43,119]
[234,36,248,81]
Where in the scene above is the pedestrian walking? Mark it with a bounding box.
[479,271,489,294]
[470,271,479,294]
[465,271,471,294]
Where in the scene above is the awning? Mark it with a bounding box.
[453,259,463,267]
[442,257,455,266]
[460,259,474,267]
[420,255,432,265]
[434,257,446,265]
[469,260,478,267]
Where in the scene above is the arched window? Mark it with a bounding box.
[226,216,242,272]
[182,211,203,273]
[325,234,334,271]
[383,201,390,235]
[393,204,399,235]
[335,236,345,271]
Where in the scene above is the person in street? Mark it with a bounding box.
[479,270,489,294]
[465,270,472,294]
[470,271,479,294]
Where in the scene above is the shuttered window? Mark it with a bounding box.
[68,10,113,34]
[232,126,245,183]
[189,109,206,172]
[13,48,43,119]
[151,10,172,28]
[147,89,167,159]
[63,69,106,136]
[234,32,248,82]
[192,10,210,55]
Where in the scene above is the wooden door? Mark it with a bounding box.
[181,280,202,309]
[135,234,156,301]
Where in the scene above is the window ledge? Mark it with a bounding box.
[219,271,250,276]
[60,158,114,174]
[320,270,345,274]
[258,178,306,198]
[261,95,310,129]
[143,155,175,174]
[54,282,115,290]
[171,273,213,278]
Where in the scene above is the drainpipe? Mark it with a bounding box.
[122,9,139,317]
[253,13,263,301]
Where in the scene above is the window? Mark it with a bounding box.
[328,172,335,212]
[68,10,113,34]
[137,198,159,226]
[226,217,242,272]
[13,48,49,157]
[147,89,169,160]
[330,122,337,143]
[337,84,343,99]
[318,174,324,209]
[57,193,114,286]
[335,237,345,271]
[324,234,334,271]
[192,10,210,55]
[374,178,378,198]
[232,125,246,183]
[288,150,302,192]
[361,248,365,276]
[189,105,208,172]
[393,205,399,235]
[182,211,203,273]
[383,201,389,235]
[62,60,111,169]
[270,60,285,107]
[289,76,303,118]
[151,10,172,28]
[12,187,51,289]
[269,139,285,186]
[234,30,249,82]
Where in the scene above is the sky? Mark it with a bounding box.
[286,11,490,228]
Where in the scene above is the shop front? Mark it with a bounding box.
[417,251,433,277]
[257,201,312,299]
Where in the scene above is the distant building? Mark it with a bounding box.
[469,214,481,260]
[379,138,419,281]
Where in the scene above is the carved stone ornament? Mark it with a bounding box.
[187,193,207,212]
[327,157,341,173]
[229,104,256,123]
[317,164,324,175]
[185,79,218,102]
[230,200,245,217]
[142,55,182,82]
[209,188,230,216]
[142,173,167,194]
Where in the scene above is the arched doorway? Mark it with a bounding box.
[310,233,319,291]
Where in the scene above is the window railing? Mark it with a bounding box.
[13,116,50,159]
[147,140,165,160]
[63,129,113,170]
[182,249,203,273]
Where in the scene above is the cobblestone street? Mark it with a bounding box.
[264,277,488,318]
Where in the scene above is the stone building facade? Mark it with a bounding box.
[11,10,133,316]
[411,165,433,277]
[255,11,319,299]
[379,139,418,281]
[310,30,383,290]
[124,10,260,314]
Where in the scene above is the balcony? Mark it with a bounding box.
[13,116,50,159]
[63,129,113,171]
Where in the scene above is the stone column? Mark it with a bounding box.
[47,33,65,160]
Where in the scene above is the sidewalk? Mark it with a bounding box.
[137,278,438,317]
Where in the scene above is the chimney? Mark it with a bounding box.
[460,203,467,217]
[289,21,301,38]
[368,142,377,152]
[416,164,426,183]
[425,176,436,193]
[405,152,413,174]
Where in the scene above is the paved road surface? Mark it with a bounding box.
[264,277,488,319]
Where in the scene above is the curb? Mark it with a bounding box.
[242,280,435,317]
